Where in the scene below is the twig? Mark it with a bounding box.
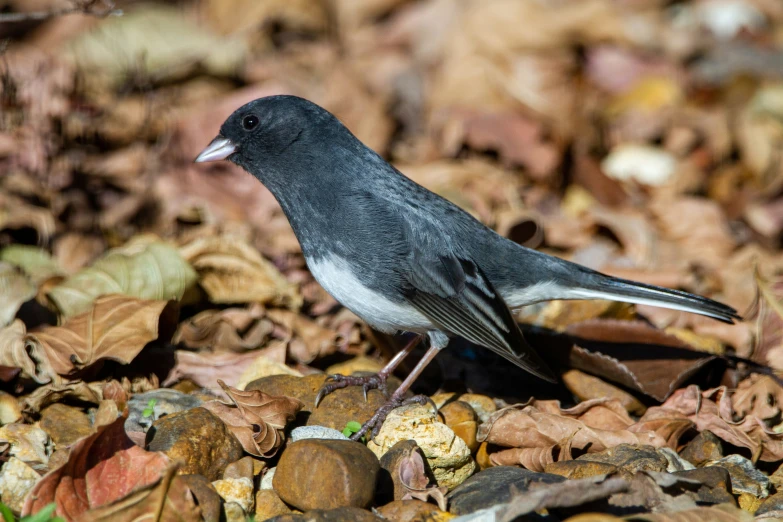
[0,0,121,23]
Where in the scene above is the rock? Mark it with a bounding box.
[475,442,493,471]
[146,407,243,480]
[237,355,302,391]
[576,444,668,476]
[224,456,254,480]
[0,457,40,513]
[757,491,783,518]
[672,467,735,506]
[545,460,619,479]
[213,477,255,514]
[375,499,452,522]
[659,447,696,472]
[39,403,93,447]
[224,502,247,522]
[738,492,763,513]
[0,423,50,470]
[367,404,475,490]
[0,391,21,425]
[273,439,380,510]
[679,430,723,466]
[179,474,222,522]
[325,356,384,376]
[707,454,770,498]
[378,440,430,504]
[431,392,496,424]
[438,401,478,453]
[290,425,349,442]
[268,507,383,521]
[447,466,565,515]
[126,389,204,445]
[256,490,294,520]
[261,467,276,490]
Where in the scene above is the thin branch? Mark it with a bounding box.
[0,0,121,23]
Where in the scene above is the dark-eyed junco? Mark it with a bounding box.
[196,95,740,438]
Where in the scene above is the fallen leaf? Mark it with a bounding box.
[397,445,448,510]
[0,320,43,383]
[0,423,50,471]
[0,245,64,286]
[163,350,267,397]
[172,304,274,352]
[0,192,56,244]
[22,410,176,520]
[732,375,783,424]
[266,309,338,364]
[0,263,36,328]
[179,235,301,307]
[201,380,303,457]
[47,236,197,318]
[22,381,104,414]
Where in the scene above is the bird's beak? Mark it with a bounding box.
[194,136,237,163]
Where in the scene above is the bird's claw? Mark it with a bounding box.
[314,372,388,408]
[350,394,430,441]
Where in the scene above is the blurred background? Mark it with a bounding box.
[1,0,783,382]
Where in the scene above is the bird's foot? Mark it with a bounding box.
[350,393,430,441]
[315,372,389,407]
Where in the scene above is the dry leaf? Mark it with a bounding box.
[398,447,448,510]
[201,380,303,457]
[266,309,338,364]
[732,374,783,424]
[163,350,268,397]
[172,304,273,352]
[0,320,43,383]
[179,235,301,307]
[0,263,36,328]
[0,245,64,286]
[47,236,197,318]
[22,381,104,413]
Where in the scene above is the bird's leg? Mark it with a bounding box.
[315,335,423,406]
[350,342,444,441]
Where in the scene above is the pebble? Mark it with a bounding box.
[679,430,723,466]
[223,456,254,480]
[325,356,384,376]
[146,407,243,480]
[756,491,783,518]
[236,355,302,391]
[707,454,771,498]
[367,403,475,490]
[431,393,496,423]
[125,389,203,445]
[213,477,255,513]
[39,403,93,447]
[659,447,696,472]
[0,423,50,470]
[0,457,40,513]
[576,444,668,476]
[179,474,222,522]
[290,425,349,442]
[267,507,383,521]
[672,467,735,505]
[261,467,276,490]
[447,466,565,515]
[256,490,294,520]
[273,439,380,510]
[0,391,21,425]
[438,401,479,453]
[378,440,427,504]
[375,499,453,522]
[545,460,619,479]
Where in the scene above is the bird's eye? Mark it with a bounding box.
[242,115,259,130]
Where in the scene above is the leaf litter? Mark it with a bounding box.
[1,0,783,520]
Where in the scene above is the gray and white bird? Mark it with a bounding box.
[196,95,740,438]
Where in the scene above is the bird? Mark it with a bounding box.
[195,95,741,439]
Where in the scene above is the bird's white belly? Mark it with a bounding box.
[308,255,434,334]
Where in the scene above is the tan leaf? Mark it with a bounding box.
[0,245,64,286]
[47,236,197,318]
[732,374,783,423]
[0,263,36,328]
[179,235,301,307]
[163,350,265,397]
[0,320,42,383]
[172,304,273,352]
[202,379,303,457]
[266,309,338,364]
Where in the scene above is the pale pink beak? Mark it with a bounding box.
[194,137,236,163]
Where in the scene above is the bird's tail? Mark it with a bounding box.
[561,267,741,324]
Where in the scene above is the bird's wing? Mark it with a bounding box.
[403,249,557,383]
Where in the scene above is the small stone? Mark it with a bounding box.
[430,393,496,423]
[126,389,203,445]
[224,456,254,480]
[680,430,723,466]
[672,467,735,505]
[224,502,247,522]
[447,466,565,515]
[237,355,302,391]
[375,499,453,522]
[0,423,49,470]
[325,356,384,376]
[658,447,695,472]
[256,490,293,519]
[707,454,770,498]
[273,439,380,510]
[367,404,475,490]
[545,460,619,479]
[267,507,383,521]
[39,403,93,447]
[576,444,668,475]
[213,477,255,512]
[757,491,783,518]
[438,401,478,453]
[0,457,40,513]
[179,474,222,522]
[261,467,276,490]
[146,407,243,481]
[738,492,763,513]
[475,442,493,471]
[0,391,21,425]
[290,426,349,442]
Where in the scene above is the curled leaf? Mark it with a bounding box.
[398,447,448,511]
[0,263,36,328]
[202,379,303,457]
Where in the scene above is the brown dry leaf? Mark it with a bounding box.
[172,304,273,352]
[266,309,339,364]
[619,503,753,521]
[748,267,783,370]
[22,380,104,414]
[0,193,56,244]
[0,262,36,328]
[201,380,303,457]
[649,385,783,462]
[566,320,720,402]
[732,375,783,423]
[398,447,448,510]
[0,320,42,383]
[179,235,301,308]
[30,295,177,379]
[163,350,268,397]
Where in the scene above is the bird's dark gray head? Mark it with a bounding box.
[194,95,349,182]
